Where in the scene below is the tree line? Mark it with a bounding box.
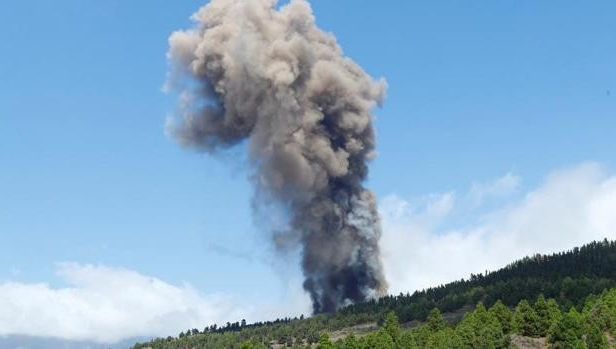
[297,288,616,349]
[131,239,616,349]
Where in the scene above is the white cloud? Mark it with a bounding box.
[468,172,521,206]
[0,263,310,343]
[380,162,616,295]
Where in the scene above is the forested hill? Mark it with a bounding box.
[345,239,616,321]
[132,239,616,349]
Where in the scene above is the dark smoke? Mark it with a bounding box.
[166,0,387,313]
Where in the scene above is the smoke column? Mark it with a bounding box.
[166,0,387,313]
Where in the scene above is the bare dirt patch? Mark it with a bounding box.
[511,335,548,349]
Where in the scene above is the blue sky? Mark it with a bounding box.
[0,0,615,343]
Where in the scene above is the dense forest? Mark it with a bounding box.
[132,239,616,349]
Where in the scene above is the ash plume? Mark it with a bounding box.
[166,0,387,313]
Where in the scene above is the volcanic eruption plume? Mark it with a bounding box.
[166,0,387,313]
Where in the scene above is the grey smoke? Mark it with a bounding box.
[166,0,387,313]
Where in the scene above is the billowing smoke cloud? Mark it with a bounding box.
[166,0,387,313]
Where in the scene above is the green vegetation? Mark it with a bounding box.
[131,239,616,348]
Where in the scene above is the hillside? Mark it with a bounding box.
[132,239,616,349]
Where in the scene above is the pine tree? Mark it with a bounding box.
[342,333,361,349]
[534,294,552,336]
[456,312,477,348]
[383,311,400,342]
[549,308,585,348]
[456,302,508,349]
[490,300,513,334]
[585,323,608,349]
[398,331,419,349]
[547,298,562,325]
[408,325,431,348]
[317,333,334,349]
[427,308,447,332]
[364,329,395,349]
[514,299,540,336]
[425,328,464,349]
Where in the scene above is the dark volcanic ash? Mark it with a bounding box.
[166,0,387,313]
